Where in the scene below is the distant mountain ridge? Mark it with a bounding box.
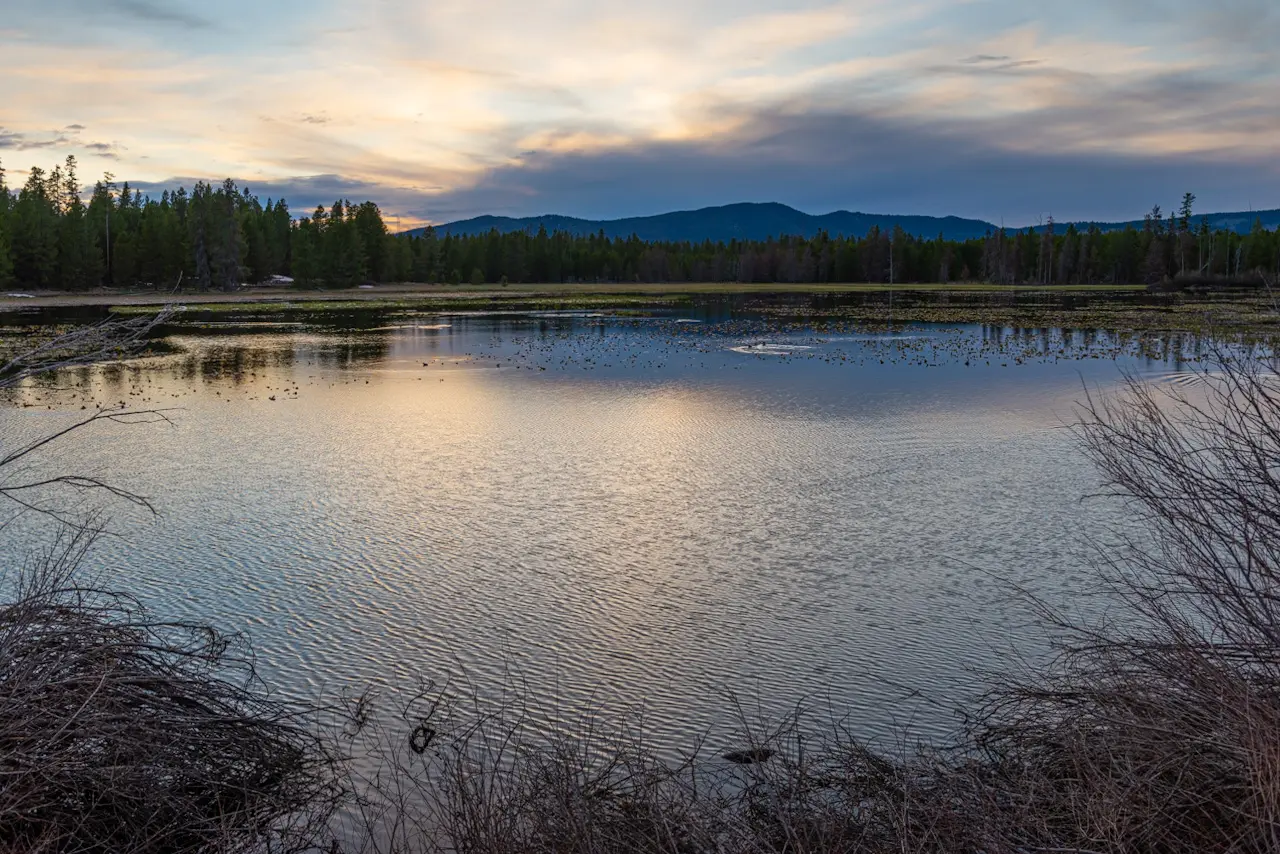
[1048,209,1280,235]
[402,202,1280,243]
[408,202,996,242]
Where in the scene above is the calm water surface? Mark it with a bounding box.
[0,304,1202,749]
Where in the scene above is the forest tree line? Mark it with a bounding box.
[2,160,1279,291]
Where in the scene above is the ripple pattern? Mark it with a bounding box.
[0,314,1177,752]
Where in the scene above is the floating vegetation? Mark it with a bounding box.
[81,286,1280,341]
[107,293,691,318]
[745,288,1280,339]
[728,342,815,355]
[6,287,1276,414]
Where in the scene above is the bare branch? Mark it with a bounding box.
[0,307,177,389]
[0,533,346,853]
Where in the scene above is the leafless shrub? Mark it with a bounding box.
[0,304,357,853]
[1013,350,1280,852]
[6,304,1279,852]
[332,349,1280,854]
[0,528,347,854]
[827,351,1280,853]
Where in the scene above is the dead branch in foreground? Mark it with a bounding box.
[0,308,176,390]
[0,308,177,528]
[0,407,175,530]
[4,319,1280,852]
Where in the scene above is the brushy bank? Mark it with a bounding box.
[1,315,1278,852]
[0,531,344,854]
[341,349,1280,853]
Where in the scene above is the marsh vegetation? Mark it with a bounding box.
[1,308,1279,851]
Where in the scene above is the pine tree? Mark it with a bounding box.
[11,168,59,289]
[291,216,321,286]
[189,182,214,290]
[325,201,366,287]
[1178,193,1196,233]
[0,160,13,288]
[210,179,246,291]
[0,166,13,289]
[56,156,100,290]
[352,202,388,282]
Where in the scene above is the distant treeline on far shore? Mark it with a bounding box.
[2,158,1278,291]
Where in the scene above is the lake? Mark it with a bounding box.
[0,300,1202,752]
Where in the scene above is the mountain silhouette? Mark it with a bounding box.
[1046,209,1280,234]
[407,202,995,241]
[404,201,1280,242]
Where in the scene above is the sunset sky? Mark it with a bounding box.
[2,0,1277,227]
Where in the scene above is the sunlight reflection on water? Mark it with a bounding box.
[0,310,1200,751]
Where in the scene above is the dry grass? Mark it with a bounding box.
[2,314,1279,852]
[0,282,1146,311]
[0,529,347,853]
[330,348,1280,853]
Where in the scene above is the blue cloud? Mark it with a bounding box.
[412,105,1279,225]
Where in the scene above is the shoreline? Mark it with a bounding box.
[0,281,1145,311]
[7,282,1276,337]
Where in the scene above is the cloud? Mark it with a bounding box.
[122,77,1278,229]
[0,128,71,150]
[1100,0,1280,54]
[1,0,1277,225]
[0,127,125,164]
[0,129,27,149]
[83,141,122,160]
[406,89,1280,224]
[108,0,211,28]
[6,0,216,42]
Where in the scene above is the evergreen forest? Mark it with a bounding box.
[2,158,1278,291]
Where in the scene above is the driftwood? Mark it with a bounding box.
[0,308,175,389]
[0,305,348,853]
